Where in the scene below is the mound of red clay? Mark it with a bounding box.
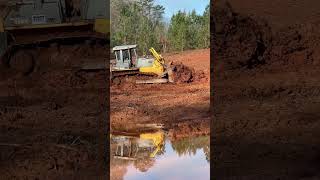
[170,61,208,83]
[213,0,272,70]
[170,62,193,83]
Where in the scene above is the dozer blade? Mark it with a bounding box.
[136,78,168,84]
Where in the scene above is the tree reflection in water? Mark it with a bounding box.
[170,135,210,162]
[110,132,210,180]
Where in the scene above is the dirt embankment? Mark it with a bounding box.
[213,1,320,179]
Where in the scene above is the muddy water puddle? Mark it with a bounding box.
[110,125,210,180]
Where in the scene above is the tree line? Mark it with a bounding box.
[111,0,209,54]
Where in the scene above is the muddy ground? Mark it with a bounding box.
[213,1,320,179]
[0,45,108,179]
[110,48,210,179]
[0,46,209,178]
[110,48,210,133]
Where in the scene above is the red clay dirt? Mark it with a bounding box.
[0,45,108,179]
[213,1,320,179]
[110,49,210,180]
[110,48,210,132]
[0,46,209,178]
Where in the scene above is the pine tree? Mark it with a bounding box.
[111,0,209,53]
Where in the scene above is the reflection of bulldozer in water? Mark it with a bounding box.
[110,44,177,84]
[110,131,165,160]
[0,0,109,76]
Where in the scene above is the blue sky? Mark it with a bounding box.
[155,0,210,19]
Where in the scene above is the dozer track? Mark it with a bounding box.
[110,70,169,85]
[110,69,140,77]
[1,30,109,77]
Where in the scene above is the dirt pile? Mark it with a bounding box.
[213,0,272,70]
[170,62,208,83]
[214,0,320,72]
[170,62,193,83]
[270,23,320,67]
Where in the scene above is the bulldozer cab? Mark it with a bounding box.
[112,45,138,69]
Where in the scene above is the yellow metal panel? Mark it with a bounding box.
[140,132,164,147]
[140,131,165,158]
[0,18,4,32]
[139,65,164,76]
[94,18,110,34]
[139,48,165,76]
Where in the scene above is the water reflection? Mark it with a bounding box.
[111,131,165,160]
[110,130,210,180]
[171,135,210,163]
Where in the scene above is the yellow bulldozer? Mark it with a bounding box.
[110,44,174,84]
[0,0,109,76]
